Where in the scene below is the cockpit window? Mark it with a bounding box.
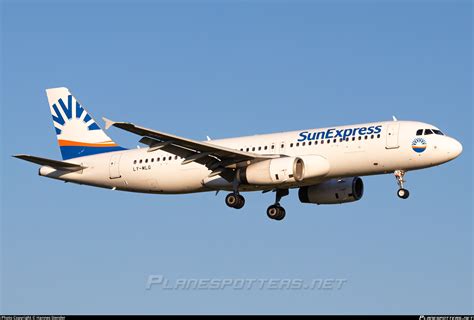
[418,128,444,136]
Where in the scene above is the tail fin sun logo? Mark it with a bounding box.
[46,87,125,160]
[51,95,100,135]
[412,137,427,153]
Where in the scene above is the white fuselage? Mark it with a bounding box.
[39,120,462,194]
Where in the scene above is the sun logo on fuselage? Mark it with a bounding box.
[412,137,427,153]
[51,95,100,135]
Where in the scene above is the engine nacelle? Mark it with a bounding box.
[298,177,364,204]
[297,155,330,180]
[238,155,330,186]
[238,157,303,185]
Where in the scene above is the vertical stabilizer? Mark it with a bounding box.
[46,87,125,160]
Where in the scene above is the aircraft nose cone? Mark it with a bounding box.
[453,139,463,157]
[448,138,463,159]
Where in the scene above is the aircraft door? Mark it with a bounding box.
[386,123,400,149]
[109,153,122,179]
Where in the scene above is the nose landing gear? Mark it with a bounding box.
[394,170,410,199]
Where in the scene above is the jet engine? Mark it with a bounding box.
[238,155,330,186]
[298,177,364,204]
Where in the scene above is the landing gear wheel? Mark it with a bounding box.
[394,170,410,200]
[274,207,286,221]
[225,193,237,207]
[267,205,286,221]
[235,194,245,209]
[397,188,410,199]
[225,193,245,209]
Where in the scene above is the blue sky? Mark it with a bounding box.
[1,0,472,314]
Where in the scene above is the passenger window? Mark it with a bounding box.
[377,134,381,138]
[352,137,355,141]
[133,160,137,164]
[302,142,305,146]
[258,146,262,151]
[296,143,299,147]
[264,146,268,150]
[365,136,368,140]
[252,147,255,151]
[175,156,178,160]
[145,159,148,163]
[157,158,160,162]
[424,129,433,135]
[281,144,284,148]
[358,136,361,140]
[308,141,312,146]
[333,139,336,143]
[371,135,374,139]
[340,138,343,142]
[271,145,275,149]
[168,156,172,160]
[246,148,249,152]
[139,159,143,164]
[162,157,166,161]
[290,143,294,148]
[327,139,330,144]
[315,140,318,145]
[321,140,324,144]
[416,129,423,136]
[151,158,154,162]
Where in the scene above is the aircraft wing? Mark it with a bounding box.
[13,154,85,171]
[103,118,277,175]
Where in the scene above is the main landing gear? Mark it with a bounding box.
[394,170,410,199]
[225,177,245,209]
[224,188,289,221]
[266,189,289,221]
[225,192,245,209]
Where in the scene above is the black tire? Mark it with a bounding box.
[267,205,280,219]
[397,188,410,199]
[225,193,238,208]
[267,205,285,220]
[402,189,410,199]
[274,207,286,221]
[234,195,245,209]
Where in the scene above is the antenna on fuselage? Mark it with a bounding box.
[392,115,398,121]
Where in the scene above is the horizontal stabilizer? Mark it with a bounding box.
[13,154,85,171]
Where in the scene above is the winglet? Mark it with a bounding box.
[102,117,116,130]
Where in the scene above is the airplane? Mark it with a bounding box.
[14,87,463,221]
